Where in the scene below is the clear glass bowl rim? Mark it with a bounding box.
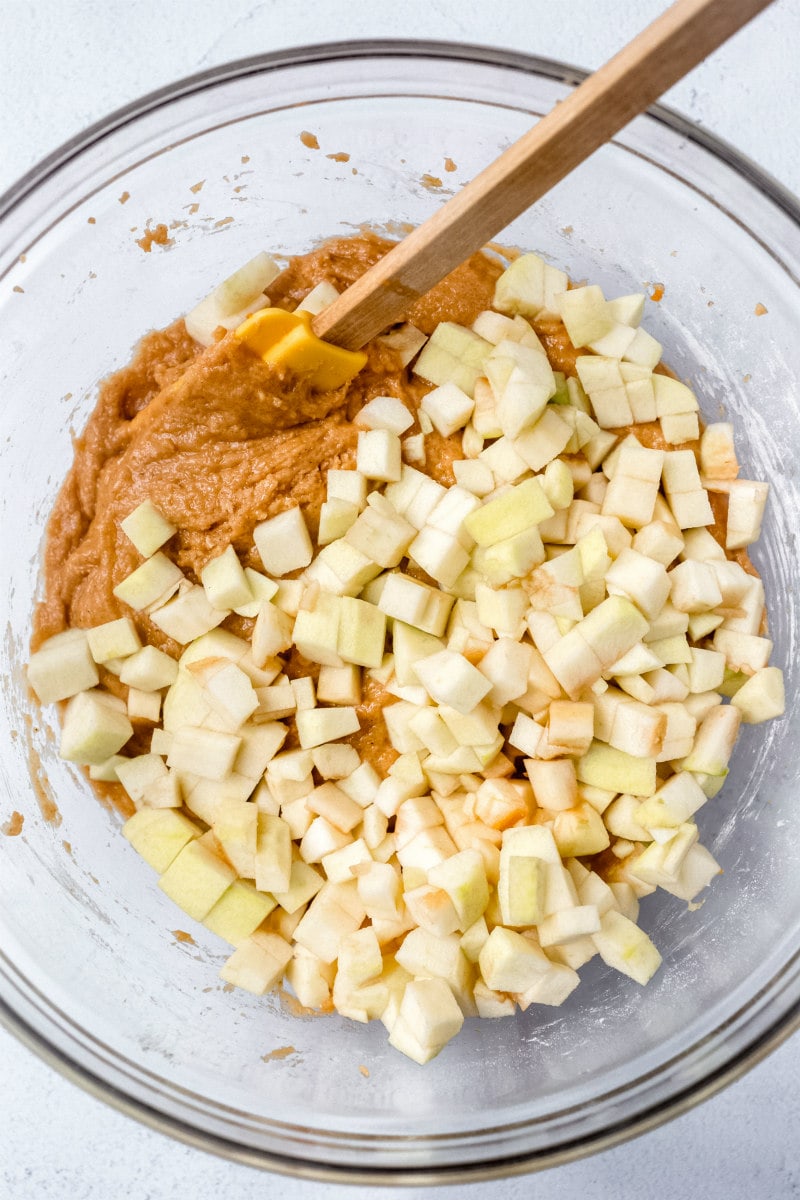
[1,38,798,1186]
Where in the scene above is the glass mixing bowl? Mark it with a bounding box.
[0,42,798,1185]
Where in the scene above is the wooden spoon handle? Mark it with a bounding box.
[313,0,773,351]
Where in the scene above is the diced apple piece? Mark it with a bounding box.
[123,807,201,873]
[493,252,548,317]
[201,545,252,610]
[538,904,601,947]
[414,321,492,398]
[379,573,454,636]
[116,752,168,805]
[731,666,785,723]
[464,477,554,547]
[497,851,547,927]
[669,559,723,613]
[167,726,241,781]
[119,645,178,691]
[556,285,612,347]
[59,691,133,765]
[592,910,661,985]
[27,629,100,703]
[356,395,414,435]
[525,759,577,812]
[253,506,313,577]
[219,930,292,994]
[390,978,465,1062]
[605,548,670,620]
[725,480,769,550]
[150,585,228,643]
[294,884,366,963]
[295,706,360,749]
[577,741,656,797]
[251,602,294,666]
[421,381,474,436]
[86,617,142,664]
[204,881,277,945]
[113,552,184,611]
[428,850,490,931]
[700,422,739,480]
[479,927,550,992]
[608,293,645,327]
[553,803,611,856]
[516,962,581,1009]
[120,499,178,558]
[158,834,237,921]
[414,650,491,714]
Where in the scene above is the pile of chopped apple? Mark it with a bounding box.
[28,251,785,1065]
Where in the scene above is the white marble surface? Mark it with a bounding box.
[2,1,799,1196]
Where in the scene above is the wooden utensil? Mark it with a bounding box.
[313,0,774,352]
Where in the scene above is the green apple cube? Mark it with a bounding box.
[120,499,177,558]
[492,252,546,317]
[478,927,550,992]
[635,771,706,830]
[158,836,237,921]
[538,905,602,947]
[395,928,473,1000]
[219,930,292,994]
[346,498,415,566]
[516,962,581,1010]
[682,704,741,775]
[27,629,100,704]
[123,807,201,873]
[86,617,142,664]
[113,552,184,611]
[413,650,491,715]
[592,910,662,985]
[204,880,277,945]
[336,596,386,668]
[211,801,257,877]
[553,803,611,856]
[295,706,360,750]
[577,741,657,797]
[233,567,279,618]
[379,573,454,636]
[579,595,650,670]
[421,381,474,437]
[413,322,492,398]
[394,978,464,1051]
[731,666,785,723]
[460,917,490,964]
[337,926,383,988]
[318,498,359,546]
[556,285,613,347]
[498,853,547,927]
[211,251,280,314]
[272,859,325,914]
[293,888,365,963]
[255,813,292,893]
[59,691,133,765]
[167,725,241,781]
[150,585,228,644]
[428,850,489,931]
[253,506,313,577]
[119,645,178,691]
[200,545,253,611]
[392,622,444,687]
[292,593,343,667]
[286,950,334,1010]
[115,753,169,805]
[464,477,554,547]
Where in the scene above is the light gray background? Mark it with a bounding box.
[2,1,799,1197]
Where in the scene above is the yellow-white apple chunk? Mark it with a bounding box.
[150,585,228,643]
[538,904,602,947]
[219,930,292,994]
[556,285,612,347]
[592,909,662,985]
[413,650,491,714]
[389,978,464,1063]
[200,545,253,610]
[113,553,184,611]
[253,506,313,577]
[731,666,785,723]
[421,381,474,437]
[119,645,178,690]
[516,962,581,1009]
[158,834,237,921]
[577,741,656,797]
[295,707,360,749]
[27,630,100,703]
[59,691,133,765]
[464,477,554,547]
[700,422,739,480]
[86,617,142,664]
[479,927,550,992]
[204,881,277,945]
[120,500,177,559]
[122,807,201,873]
[167,726,241,780]
[293,883,366,963]
[255,813,292,893]
[413,321,492,398]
